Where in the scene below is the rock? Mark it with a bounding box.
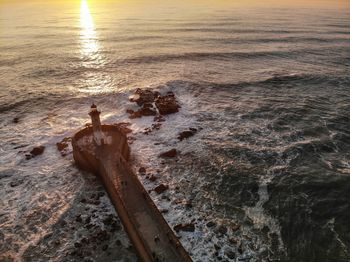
[74,242,82,248]
[206,221,216,228]
[56,137,71,156]
[178,129,197,141]
[229,238,238,245]
[155,94,180,115]
[75,215,83,223]
[214,244,221,251]
[129,88,156,106]
[13,117,19,123]
[128,110,142,119]
[217,225,228,235]
[148,175,158,182]
[30,146,45,156]
[174,223,195,232]
[154,184,169,194]
[139,107,157,116]
[126,109,134,114]
[231,224,240,232]
[103,214,114,226]
[138,167,146,174]
[159,148,177,158]
[225,250,236,259]
[102,244,108,251]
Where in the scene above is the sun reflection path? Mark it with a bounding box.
[79,0,112,93]
[80,0,100,61]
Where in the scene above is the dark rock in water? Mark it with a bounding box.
[174,223,195,232]
[217,225,228,235]
[74,242,82,248]
[30,146,45,156]
[206,221,216,228]
[128,110,142,119]
[103,214,115,226]
[225,250,236,259]
[155,94,180,115]
[25,154,32,160]
[214,244,221,251]
[159,148,178,158]
[178,129,197,141]
[139,107,157,116]
[231,224,240,232]
[138,167,146,174]
[75,215,83,223]
[56,137,71,156]
[129,88,155,106]
[148,175,158,182]
[229,238,238,245]
[154,184,169,194]
[13,117,19,123]
[126,109,134,114]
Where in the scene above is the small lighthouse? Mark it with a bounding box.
[89,104,104,145]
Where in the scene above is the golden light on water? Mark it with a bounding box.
[79,0,111,93]
[80,0,99,59]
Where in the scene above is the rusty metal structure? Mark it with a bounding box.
[71,105,192,262]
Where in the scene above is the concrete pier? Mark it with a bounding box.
[72,106,192,262]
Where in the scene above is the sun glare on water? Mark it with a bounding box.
[80,0,99,59]
[79,0,111,93]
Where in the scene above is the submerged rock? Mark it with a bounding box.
[154,184,169,194]
[129,88,156,106]
[138,167,146,174]
[178,128,197,141]
[159,149,178,158]
[173,223,195,232]
[29,146,45,157]
[56,137,71,156]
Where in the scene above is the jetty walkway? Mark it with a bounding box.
[72,105,192,262]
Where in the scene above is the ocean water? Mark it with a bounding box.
[0,1,350,261]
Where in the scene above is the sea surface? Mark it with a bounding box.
[0,1,350,261]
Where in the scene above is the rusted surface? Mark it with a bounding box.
[72,125,192,262]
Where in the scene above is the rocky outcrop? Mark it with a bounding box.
[30,146,45,156]
[159,149,178,158]
[56,137,71,156]
[129,88,156,106]
[155,92,180,115]
[178,128,197,141]
[127,89,180,119]
[26,146,45,159]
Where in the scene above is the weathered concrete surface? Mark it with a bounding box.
[72,125,192,262]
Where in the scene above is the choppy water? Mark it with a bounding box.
[1,1,350,261]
